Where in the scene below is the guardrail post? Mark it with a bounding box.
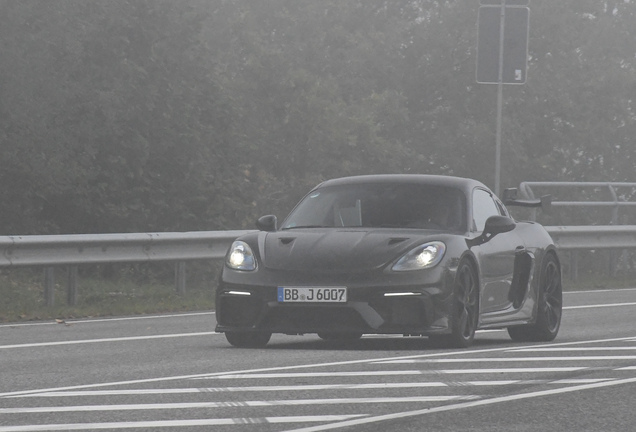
[67,266,78,306]
[175,261,186,295]
[44,267,55,306]
[569,251,578,282]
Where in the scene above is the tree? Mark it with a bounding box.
[1,0,635,234]
[0,0,239,233]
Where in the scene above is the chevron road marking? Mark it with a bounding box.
[282,376,636,432]
[0,415,366,432]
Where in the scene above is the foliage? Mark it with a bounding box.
[0,0,635,236]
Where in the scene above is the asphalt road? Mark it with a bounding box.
[2,288,636,431]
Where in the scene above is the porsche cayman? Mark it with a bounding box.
[215,174,562,348]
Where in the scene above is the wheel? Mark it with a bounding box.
[508,253,562,342]
[432,259,479,348]
[318,332,363,341]
[224,331,271,348]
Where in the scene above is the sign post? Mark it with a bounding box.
[477,0,529,195]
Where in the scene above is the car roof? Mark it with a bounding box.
[315,174,490,195]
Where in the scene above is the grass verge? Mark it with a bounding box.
[0,264,217,323]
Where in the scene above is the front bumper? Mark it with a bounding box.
[215,268,456,336]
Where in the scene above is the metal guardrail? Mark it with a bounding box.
[2,226,636,305]
[519,181,636,223]
[0,230,253,267]
[546,226,636,282]
[517,182,636,281]
[546,226,636,250]
[4,226,633,268]
[0,230,253,306]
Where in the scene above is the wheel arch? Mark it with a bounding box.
[457,250,482,322]
[537,246,562,284]
[545,245,561,267]
[458,250,481,294]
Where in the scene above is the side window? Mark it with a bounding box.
[472,189,501,232]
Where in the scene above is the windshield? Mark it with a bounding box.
[281,183,466,231]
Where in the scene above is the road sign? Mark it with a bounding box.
[476,6,529,84]
[480,0,529,5]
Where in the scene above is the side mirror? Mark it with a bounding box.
[484,215,516,235]
[256,215,278,232]
[466,215,516,248]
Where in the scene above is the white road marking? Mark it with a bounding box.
[0,332,216,350]
[193,371,426,379]
[282,376,636,432]
[13,376,617,399]
[0,396,478,414]
[377,356,636,363]
[511,346,636,352]
[564,302,636,310]
[2,329,636,431]
[0,415,366,432]
[193,368,587,380]
[2,291,636,432]
[553,378,614,384]
[4,335,636,399]
[13,382,451,397]
[410,367,587,373]
[564,288,636,294]
[0,312,216,328]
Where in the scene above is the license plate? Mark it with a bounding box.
[277,287,347,303]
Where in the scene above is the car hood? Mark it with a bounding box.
[260,229,436,272]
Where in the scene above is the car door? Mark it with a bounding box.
[472,188,524,314]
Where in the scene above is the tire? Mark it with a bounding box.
[317,332,363,341]
[432,259,479,348]
[225,331,271,348]
[508,253,562,342]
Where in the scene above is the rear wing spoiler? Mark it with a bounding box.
[502,188,552,212]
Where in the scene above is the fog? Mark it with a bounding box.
[0,0,634,234]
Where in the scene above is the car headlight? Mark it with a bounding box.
[392,241,446,271]
[226,241,257,271]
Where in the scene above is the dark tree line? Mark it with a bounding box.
[0,0,634,235]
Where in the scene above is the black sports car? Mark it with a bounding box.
[215,174,562,348]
